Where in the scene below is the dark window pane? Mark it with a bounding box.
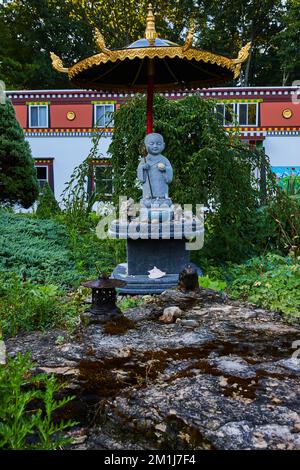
[105,105,114,127]
[30,107,39,127]
[39,106,48,127]
[215,104,224,124]
[224,104,234,125]
[248,104,257,125]
[95,165,112,195]
[239,104,247,125]
[96,106,105,127]
[36,166,47,180]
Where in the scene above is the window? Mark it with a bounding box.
[238,103,258,126]
[36,166,48,189]
[34,159,54,192]
[94,165,113,196]
[29,105,48,128]
[215,102,258,127]
[94,104,114,127]
[215,103,235,125]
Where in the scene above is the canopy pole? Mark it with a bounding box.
[146,59,155,134]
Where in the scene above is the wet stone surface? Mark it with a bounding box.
[6,288,300,450]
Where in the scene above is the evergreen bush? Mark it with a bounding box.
[0,99,39,208]
[36,182,60,219]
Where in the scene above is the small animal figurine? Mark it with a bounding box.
[178,265,199,291]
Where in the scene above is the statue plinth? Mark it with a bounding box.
[109,219,203,294]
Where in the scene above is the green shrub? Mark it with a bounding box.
[0,353,77,449]
[264,191,300,258]
[0,210,126,287]
[227,254,300,316]
[0,210,80,286]
[204,254,300,317]
[198,275,227,291]
[0,274,82,337]
[36,182,60,219]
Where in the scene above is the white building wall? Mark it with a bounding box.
[26,136,112,201]
[264,136,300,167]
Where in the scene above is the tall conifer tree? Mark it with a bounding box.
[0,98,39,208]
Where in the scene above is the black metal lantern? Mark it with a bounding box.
[81,274,126,322]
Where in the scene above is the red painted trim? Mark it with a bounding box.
[146,75,154,134]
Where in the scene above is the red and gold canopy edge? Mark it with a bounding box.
[50,3,250,92]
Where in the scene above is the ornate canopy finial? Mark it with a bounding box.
[50,52,69,74]
[145,3,158,46]
[182,21,195,52]
[94,28,111,55]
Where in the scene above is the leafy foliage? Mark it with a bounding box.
[0,274,82,337]
[0,99,39,208]
[198,275,227,292]
[203,253,300,316]
[0,209,125,288]
[263,191,300,257]
[36,183,61,219]
[227,254,300,316]
[109,94,276,263]
[0,210,79,286]
[0,353,77,449]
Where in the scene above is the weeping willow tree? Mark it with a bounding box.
[109,95,277,263]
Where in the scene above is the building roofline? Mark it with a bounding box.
[6,86,299,94]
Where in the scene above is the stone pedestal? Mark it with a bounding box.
[109,220,203,295]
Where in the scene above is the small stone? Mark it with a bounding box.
[219,376,228,387]
[271,397,282,404]
[180,319,199,327]
[155,423,167,433]
[293,423,300,432]
[159,306,183,323]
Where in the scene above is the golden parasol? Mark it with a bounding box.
[51,3,250,133]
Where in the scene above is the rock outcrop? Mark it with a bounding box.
[6,288,300,450]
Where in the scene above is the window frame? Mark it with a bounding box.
[94,164,113,197]
[88,161,113,199]
[29,104,49,128]
[237,102,259,127]
[215,102,259,127]
[34,159,54,193]
[36,165,48,186]
[94,104,115,128]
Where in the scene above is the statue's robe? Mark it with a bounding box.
[137,154,173,200]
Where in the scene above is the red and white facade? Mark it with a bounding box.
[8,86,300,201]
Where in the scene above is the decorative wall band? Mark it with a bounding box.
[217,99,263,103]
[24,128,113,133]
[92,159,112,165]
[26,101,50,106]
[34,159,53,164]
[24,130,113,137]
[91,101,116,105]
[225,126,300,132]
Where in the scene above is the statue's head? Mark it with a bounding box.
[144,133,165,156]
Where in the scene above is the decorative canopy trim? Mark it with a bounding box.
[67,45,248,80]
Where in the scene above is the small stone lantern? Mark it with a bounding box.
[81,274,126,324]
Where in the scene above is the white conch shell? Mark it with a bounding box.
[148,266,166,279]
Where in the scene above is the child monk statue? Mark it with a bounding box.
[137,133,173,208]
